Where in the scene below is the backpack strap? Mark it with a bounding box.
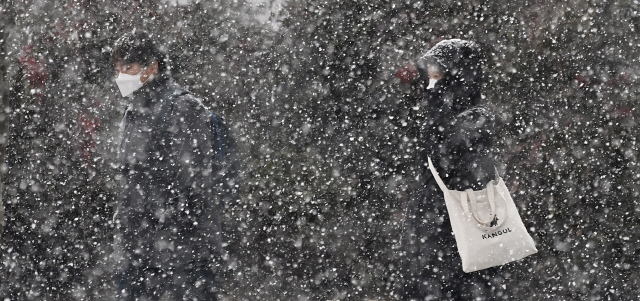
[152,87,190,157]
[160,87,227,163]
[158,88,190,126]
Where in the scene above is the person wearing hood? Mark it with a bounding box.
[399,39,499,300]
[111,31,226,300]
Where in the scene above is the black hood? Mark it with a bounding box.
[417,39,484,113]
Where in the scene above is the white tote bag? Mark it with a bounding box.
[428,157,537,273]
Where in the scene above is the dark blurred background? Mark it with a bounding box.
[1,0,638,300]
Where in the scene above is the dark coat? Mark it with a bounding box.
[400,39,499,300]
[114,73,222,300]
[418,39,496,190]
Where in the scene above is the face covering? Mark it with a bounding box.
[115,70,145,97]
[427,78,438,90]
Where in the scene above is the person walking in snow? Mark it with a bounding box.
[399,39,500,300]
[111,30,227,300]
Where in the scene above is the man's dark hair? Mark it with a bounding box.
[112,30,168,73]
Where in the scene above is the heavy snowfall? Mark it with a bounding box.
[0,0,639,300]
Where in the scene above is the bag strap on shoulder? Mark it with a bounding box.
[428,157,465,212]
[427,157,450,193]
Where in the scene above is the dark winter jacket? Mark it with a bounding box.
[417,39,497,190]
[114,73,222,300]
[399,39,498,300]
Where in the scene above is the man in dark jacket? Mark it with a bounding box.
[399,39,499,300]
[112,31,223,300]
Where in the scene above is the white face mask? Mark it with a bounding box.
[115,70,144,97]
[427,78,438,90]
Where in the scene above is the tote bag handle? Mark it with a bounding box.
[466,186,495,225]
[428,157,506,229]
[466,183,506,229]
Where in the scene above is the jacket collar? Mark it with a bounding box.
[127,72,176,111]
